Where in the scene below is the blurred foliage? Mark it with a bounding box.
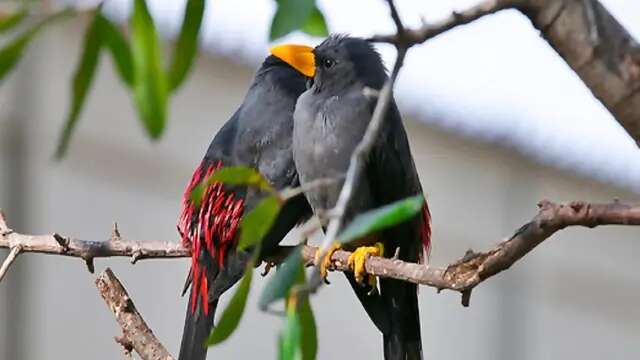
[206,258,255,346]
[259,246,304,311]
[238,195,281,250]
[0,0,327,157]
[337,194,425,244]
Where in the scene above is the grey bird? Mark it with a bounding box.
[177,54,311,360]
[271,35,432,360]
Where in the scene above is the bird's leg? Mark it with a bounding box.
[347,242,384,285]
[315,242,341,282]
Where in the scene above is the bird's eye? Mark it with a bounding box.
[322,58,335,69]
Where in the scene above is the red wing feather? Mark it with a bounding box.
[178,161,245,314]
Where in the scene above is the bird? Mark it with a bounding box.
[270,35,431,360]
[177,54,311,360]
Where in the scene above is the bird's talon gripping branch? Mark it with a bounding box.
[347,242,384,284]
[261,261,277,277]
[315,242,341,281]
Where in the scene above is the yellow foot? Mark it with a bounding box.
[315,242,341,282]
[347,243,384,285]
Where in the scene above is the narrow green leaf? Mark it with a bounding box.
[206,262,254,346]
[269,0,315,41]
[337,195,425,244]
[259,246,303,310]
[300,6,328,37]
[189,166,274,207]
[279,307,302,360]
[206,166,273,192]
[0,9,72,82]
[168,0,205,90]
[296,266,317,360]
[189,182,206,207]
[0,10,26,33]
[238,195,281,250]
[97,14,133,86]
[54,12,103,159]
[130,0,169,138]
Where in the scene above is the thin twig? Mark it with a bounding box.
[0,208,188,280]
[369,0,513,46]
[95,268,174,360]
[0,245,22,282]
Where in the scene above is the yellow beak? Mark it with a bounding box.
[270,44,316,77]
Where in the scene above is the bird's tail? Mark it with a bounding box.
[381,278,423,360]
[178,292,218,360]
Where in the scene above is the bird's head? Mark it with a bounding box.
[270,35,387,93]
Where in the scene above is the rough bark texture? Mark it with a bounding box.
[519,0,640,144]
[95,268,174,360]
[372,0,640,145]
[3,200,640,303]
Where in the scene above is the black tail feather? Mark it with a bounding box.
[381,278,423,360]
[178,295,218,360]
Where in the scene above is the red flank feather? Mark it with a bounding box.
[420,202,432,264]
[178,161,245,315]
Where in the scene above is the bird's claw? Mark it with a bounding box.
[315,242,341,283]
[261,261,277,277]
[347,242,384,285]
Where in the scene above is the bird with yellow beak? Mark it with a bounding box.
[271,35,432,360]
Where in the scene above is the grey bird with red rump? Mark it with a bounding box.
[271,35,432,360]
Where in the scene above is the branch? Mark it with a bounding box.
[0,209,188,279]
[3,200,639,307]
[95,268,174,360]
[276,200,640,306]
[370,0,512,46]
[370,0,640,145]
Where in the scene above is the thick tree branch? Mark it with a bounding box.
[95,268,174,360]
[3,200,639,306]
[301,200,640,305]
[370,0,640,145]
[273,200,640,305]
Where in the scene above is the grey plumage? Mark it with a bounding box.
[292,35,428,360]
[178,55,311,360]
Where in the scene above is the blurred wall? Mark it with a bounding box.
[0,20,638,360]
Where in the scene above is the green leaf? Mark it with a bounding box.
[189,182,206,207]
[296,266,317,360]
[207,166,274,191]
[206,262,254,346]
[338,194,425,244]
[279,306,302,360]
[300,6,327,37]
[269,0,315,40]
[97,14,133,86]
[189,166,274,207]
[55,11,103,159]
[168,0,205,90]
[0,10,26,33]
[238,195,281,250]
[0,9,71,82]
[259,246,303,310]
[130,0,169,138]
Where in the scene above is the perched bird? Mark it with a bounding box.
[271,36,431,360]
[177,55,311,360]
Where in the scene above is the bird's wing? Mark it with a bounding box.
[367,99,431,261]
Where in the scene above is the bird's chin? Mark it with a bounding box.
[305,77,314,90]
